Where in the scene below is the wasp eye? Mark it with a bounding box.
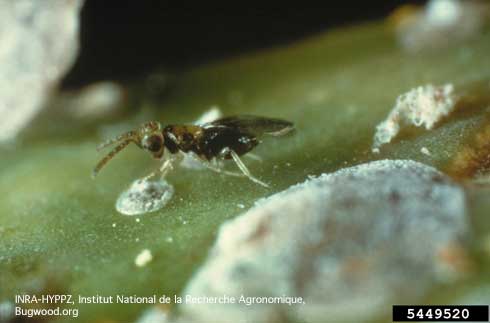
[143,135,163,152]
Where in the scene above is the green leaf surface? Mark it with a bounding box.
[1,19,490,323]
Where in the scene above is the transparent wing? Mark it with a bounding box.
[205,115,294,137]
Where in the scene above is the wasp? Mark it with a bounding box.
[93,115,294,187]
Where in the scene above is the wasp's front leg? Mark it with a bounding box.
[141,153,181,181]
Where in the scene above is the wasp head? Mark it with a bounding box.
[138,121,165,159]
[93,121,165,178]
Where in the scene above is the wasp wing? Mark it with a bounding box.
[204,115,294,137]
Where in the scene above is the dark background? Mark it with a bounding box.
[63,1,426,88]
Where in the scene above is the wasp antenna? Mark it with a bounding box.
[96,130,138,151]
[92,140,132,178]
[96,138,119,151]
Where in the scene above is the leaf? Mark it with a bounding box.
[1,18,490,322]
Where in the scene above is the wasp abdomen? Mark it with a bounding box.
[199,127,258,160]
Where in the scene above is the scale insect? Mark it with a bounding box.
[93,115,295,187]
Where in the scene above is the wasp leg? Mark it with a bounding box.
[178,151,240,177]
[226,149,269,187]
[244,153,262,162]
[200,159,245,178]
[159,159,174,178]
[141,158,175,181]
[192,150,268,187]
[141,171,157,182]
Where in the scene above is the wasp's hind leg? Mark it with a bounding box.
[219,148,269,187]
[200,159,245,178]
[244,153,262,162]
